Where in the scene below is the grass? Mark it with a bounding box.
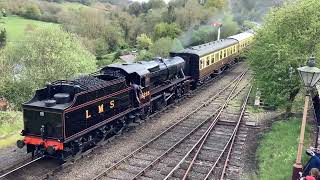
[0,111,23,148]
[0,16,59,42]
[256,118,312,180]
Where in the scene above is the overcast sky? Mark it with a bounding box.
[132,0,171,3]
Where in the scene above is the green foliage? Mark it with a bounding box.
[136,49,153,61]
[231,0,283,23]
[248,0,320,113]
[171,38,184,52]
[148,0,166,9]
[0,27,96,109]
[205,0,226,9]
[257,118,312,180]
[0,111,22,136]
[154,22,182,40]
[162,4,176,23]
[188,25,216,46]
[150,37,180,57]
[180,12,239,47]
[174,0,207,30]
[24,3,41,19]
[97,52,124,67]
[136,33,152,50]
[0,111,23,148]
[128,2,142,16]
[0,29,6,48]
[136,37,183,61]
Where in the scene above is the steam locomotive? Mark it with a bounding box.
[16,31,254,159]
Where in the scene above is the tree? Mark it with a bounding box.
[205,0,226,9]
[0,29,6,48]
[128,2,142,16]
[136,34,152,50]
[148,0,166,9]
[149,37,174,57]
[174,0,208,30]
[0,27,96,109]
[154,22,182,40]
[248,0,320,115]
[163,4,176,23]
[24,3,41,19]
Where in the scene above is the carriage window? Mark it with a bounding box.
[224,50,226,57]
[200,59,204,69]
[215,53,219,62]
[211,54,215,64]
[220,51,222,59]
[206,56,210,66]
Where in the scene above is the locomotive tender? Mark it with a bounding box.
[16,31,254,159]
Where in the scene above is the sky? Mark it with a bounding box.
[132,0,171,3]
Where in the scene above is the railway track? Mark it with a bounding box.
[0,63,246,180]
[92,69,251,180]
[164,85,252,180]
[0,156,61,180]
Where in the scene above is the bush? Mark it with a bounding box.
[136,33,152,50]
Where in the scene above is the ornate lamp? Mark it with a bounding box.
[292,56,320,180]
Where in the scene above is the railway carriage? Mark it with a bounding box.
[170,31,254,86]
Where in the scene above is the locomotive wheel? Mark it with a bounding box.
[113,118,126,135]
[176,87,183,98]
[155,99,166,111]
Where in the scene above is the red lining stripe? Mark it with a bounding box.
[65,87,131,113]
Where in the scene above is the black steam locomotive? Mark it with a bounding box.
[17,31,254,159]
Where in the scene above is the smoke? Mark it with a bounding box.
[229,0,284,23]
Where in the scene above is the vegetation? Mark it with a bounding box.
[248,0,320,115]
[0,111,23,148]
[0,29,6,48]
[257,118,312,180]
[0,0,283,112]
[136,33,152,50]
[0,27,96,109]
[231,0,283,23]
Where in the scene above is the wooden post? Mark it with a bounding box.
[292,95,309,180]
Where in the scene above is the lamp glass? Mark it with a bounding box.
[297,66,320,88]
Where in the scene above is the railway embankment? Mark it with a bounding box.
[243,108,316,180]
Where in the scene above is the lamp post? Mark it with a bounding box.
[292,57,320,180]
